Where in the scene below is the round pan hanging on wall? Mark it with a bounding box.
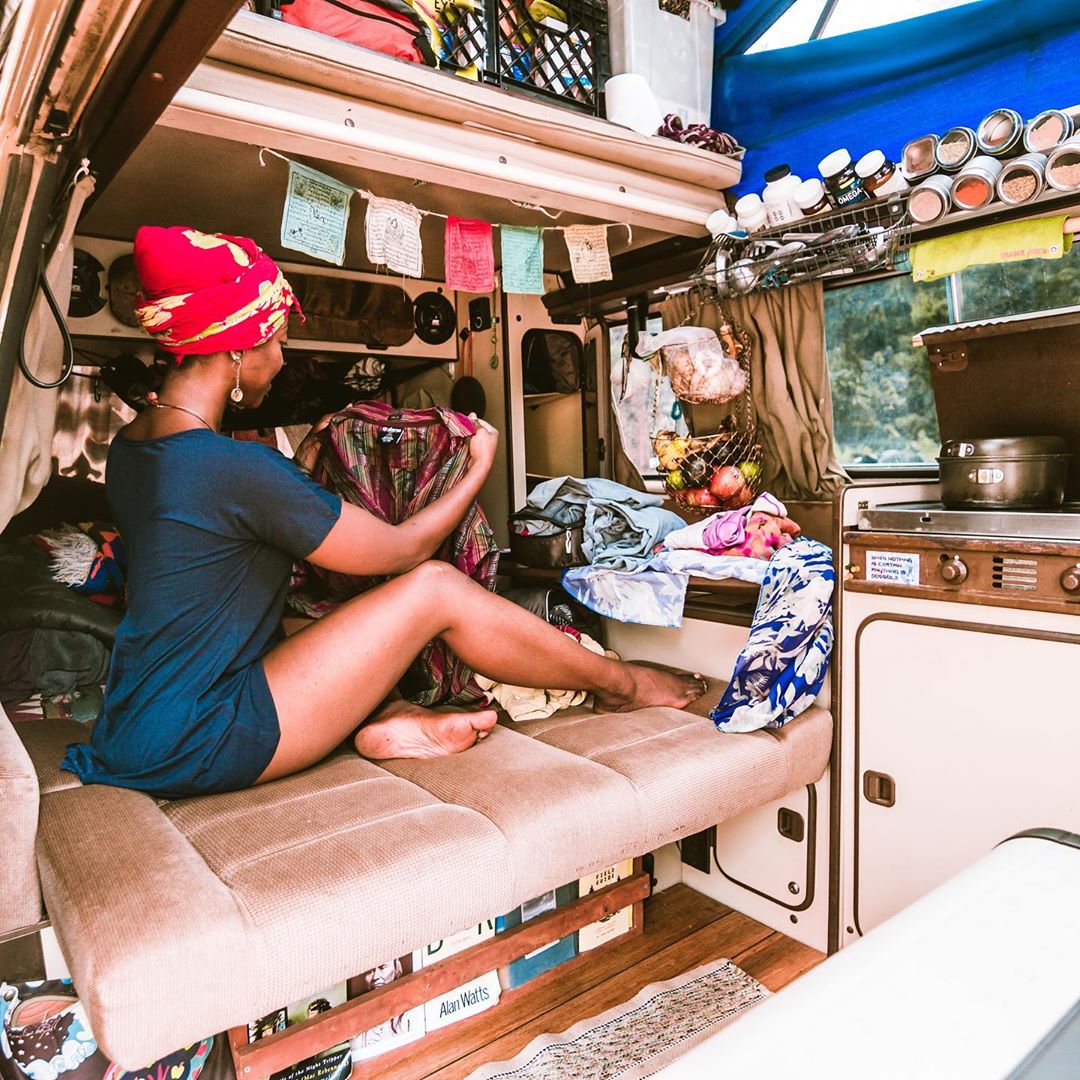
[414,290,456,345]
[451,332,486,418]
[108,254,143,328]
[68,249,107,318]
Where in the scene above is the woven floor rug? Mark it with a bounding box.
[465,958,768,1080]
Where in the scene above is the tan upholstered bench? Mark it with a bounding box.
[2,692,831,1071]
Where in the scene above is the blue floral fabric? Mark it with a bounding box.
[711,539,834,734]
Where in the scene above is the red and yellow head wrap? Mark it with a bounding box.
[132,226,302,358]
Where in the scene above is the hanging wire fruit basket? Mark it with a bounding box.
[647,300,763,516]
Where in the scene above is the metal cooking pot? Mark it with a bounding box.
[937,436,1072,509]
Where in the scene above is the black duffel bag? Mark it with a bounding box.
[507,509,587,569]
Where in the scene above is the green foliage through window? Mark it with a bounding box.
[825,275,946,465]
[825,245,1080,467]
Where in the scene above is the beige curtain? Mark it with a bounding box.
[0,173,96,530]
[662,281,848,501]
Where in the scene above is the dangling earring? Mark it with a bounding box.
[230,351,244,404]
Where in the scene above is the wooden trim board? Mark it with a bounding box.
[229,870,650,1080]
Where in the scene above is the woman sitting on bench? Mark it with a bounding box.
[62,226,703,799]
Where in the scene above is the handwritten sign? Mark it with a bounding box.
[445,217,494,293]
[366,195,423,278]
[500,225,545,294]
[564,224,612,283]
[280,161,353,265]
[866,550,921,586]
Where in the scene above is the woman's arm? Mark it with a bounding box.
[305,417,499,576]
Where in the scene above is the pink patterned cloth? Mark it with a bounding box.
[289,401,499,706]
[444,217,495,293]
[663,493,792,554]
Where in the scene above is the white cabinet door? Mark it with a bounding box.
[855,616,1080,933]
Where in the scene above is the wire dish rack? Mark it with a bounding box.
[696,195,910,297]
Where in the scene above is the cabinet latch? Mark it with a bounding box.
[863,771,896,807]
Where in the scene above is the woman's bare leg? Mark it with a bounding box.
[257,561,704,782]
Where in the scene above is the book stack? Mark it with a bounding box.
[578,860,635,952]
[249,984,351,1080]
[419,921,502,1033]
[245,863,635,1066]
[496,883,578,990]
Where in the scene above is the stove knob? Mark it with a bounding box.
[939,557,968,585]
[1061,565,1080,594]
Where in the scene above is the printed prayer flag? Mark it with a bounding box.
[365,195,424,278]
[280,160,354,266]
[445,217,495,293]
[499,225,545,295]
[564,224,612,283]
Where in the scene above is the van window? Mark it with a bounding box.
[825,274,946,467]
[747,0,981,54]
[951,254,1080,323]
[825,247,1080,467]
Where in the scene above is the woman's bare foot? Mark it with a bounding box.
[354,698,498,760]
[593,664,707,714]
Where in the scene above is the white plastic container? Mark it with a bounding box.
[734,192,766,232]
[762,165,803,226]
[604,73,663,135]
[607,0,723,127]
[794,177,830,215]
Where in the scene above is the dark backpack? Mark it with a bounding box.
[280,0,437,65]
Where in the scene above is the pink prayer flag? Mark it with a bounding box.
[445,217,495,293]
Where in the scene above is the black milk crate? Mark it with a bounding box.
[255,0,609,116]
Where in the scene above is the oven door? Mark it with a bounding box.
[852,609,1080,934]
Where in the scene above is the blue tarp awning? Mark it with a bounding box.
[713,0,1080,195]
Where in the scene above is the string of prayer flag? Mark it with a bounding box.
[499,225,545,295]
[365,195,424,278]
[445,217,495,293]
[280,161,354,266]
[265,148,634,288]
[563,224,612,283]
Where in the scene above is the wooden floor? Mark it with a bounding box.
[364,885,825,1080]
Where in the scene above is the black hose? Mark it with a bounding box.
[17,245,74,389]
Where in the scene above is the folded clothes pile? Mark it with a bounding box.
[661,494,802,560]
[561,493,803,629]
[524,476,686,570]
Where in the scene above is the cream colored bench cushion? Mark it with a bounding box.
[515,703,833,852]
[37,751,514,1067]
[0,706,42,933]
[25,698,833,1069]
[383,724,646,900]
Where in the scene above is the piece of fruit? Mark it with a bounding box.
[657,436,690,471]
[709,465,749,503]
[682,487,720,508]
[666,468,686,491]
[681,455,710,487]
[737,460,762,483]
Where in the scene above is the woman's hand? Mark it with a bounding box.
[467,415,499,480]
[293,412,335,473]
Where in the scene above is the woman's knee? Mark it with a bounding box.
[402,560,464,591]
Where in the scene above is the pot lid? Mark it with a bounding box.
[939,435,1070,459]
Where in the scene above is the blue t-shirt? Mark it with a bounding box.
[62,429,341,798]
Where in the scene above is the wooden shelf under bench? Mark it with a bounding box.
[228,865,648,1080]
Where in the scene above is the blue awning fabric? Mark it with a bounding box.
[713,0,1080,196]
